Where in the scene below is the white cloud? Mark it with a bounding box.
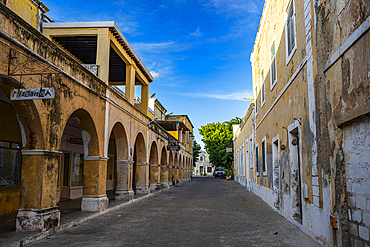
[190,28,203,37]
[180,91,253,101]
[150,70,161,79]
[131,40,192,53]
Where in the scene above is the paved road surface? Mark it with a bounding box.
[29,177,319,247]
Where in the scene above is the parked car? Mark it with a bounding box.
[213,167,226,179]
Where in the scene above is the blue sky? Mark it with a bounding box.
[43,0,265,148]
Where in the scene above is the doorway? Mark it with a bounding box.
[289,127,302,223]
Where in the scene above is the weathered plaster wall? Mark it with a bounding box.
[0,187,20,215]
[314,0,370,245]
[343,117,370,246]
[6,0,38,29]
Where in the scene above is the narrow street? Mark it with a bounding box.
[29,177,319,247]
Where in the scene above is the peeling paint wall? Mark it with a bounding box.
[234,0,340,245]
[314,0,370,245]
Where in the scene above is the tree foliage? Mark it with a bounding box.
[198,117,242,169]
[192,139,202,167]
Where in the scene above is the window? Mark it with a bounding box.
[199,155,203,162]
[241,146,244,177]
[0,141,21,187]
[256,145,259,176]
[255,87,258,114]
[261,70,265,106]
[71,153,84,187]
[286,0,296,63]
[262,138,266,176]
[250,137,253,169]
[245,140,249,171]
[200,166,204,173]
[271,41,277,89]
[207,167,212,173]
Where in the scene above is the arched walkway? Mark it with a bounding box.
[149,141,160,190]
[160,147,168,188]
[57,109,106,212]
[168,151,174,185]
[133,132,148,195]
[174,152,179,184]
[107,122,132,201]
[0,74,60,231]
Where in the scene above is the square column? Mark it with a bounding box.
[174,167,179,184]
[115,160,134,200]
[160,165,169,188]
[168,166,174,186]
[179,168,184,181]
[149,164,161,191]
[125,64,135,104]
[135,162,150,195]
[81,156,109,212]
[96,28,110,83]
[138,85,149,115]
[16,150,61,232]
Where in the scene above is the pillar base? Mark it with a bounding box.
[115,189,134,201]
[150,183,161,191]
[16,206,60,232]
[81,195,109,212]
[135,185,150,195]
[160,182,170,188]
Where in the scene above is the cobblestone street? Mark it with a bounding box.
[27,177,319,247]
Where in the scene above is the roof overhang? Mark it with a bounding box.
[43,21,153,82]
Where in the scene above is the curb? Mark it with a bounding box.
[6,187,169,247]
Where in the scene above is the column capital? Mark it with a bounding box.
[137,162,149,166]
[22,150,62,156]
[117,160,134,164]
[84,156,109,161]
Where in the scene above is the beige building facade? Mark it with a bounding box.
[234,0,370,246]
[0,1,193,232]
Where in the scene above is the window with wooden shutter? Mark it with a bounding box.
[287,1,296,56]
[271,42,277,88]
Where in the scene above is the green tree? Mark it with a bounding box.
[198,117,242,169]
[192,139,202,167]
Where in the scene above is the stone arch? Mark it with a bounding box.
[133,132,148,194]
[169,151,174,184]
[149,141,160,190]
[174,152,179,183]
[0,74,44,217]
[160,146,167,166]
[58,108,100,203]
[0,74,44,150]
[106,122,129,196]
[160,147,168,188]
[60,109,100,157]
[149,141,158,164]
[111,122,129,160]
